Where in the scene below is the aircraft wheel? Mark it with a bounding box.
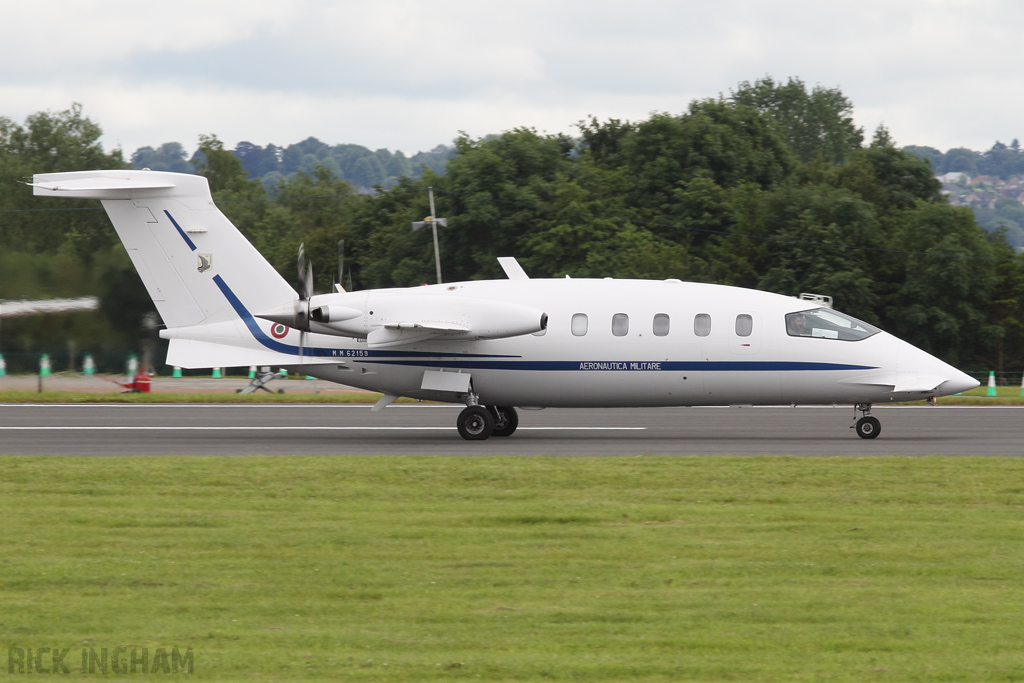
[488,406,519,437]
[855,416,881,439]
[458,406,494,440]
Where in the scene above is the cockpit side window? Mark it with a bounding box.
[785,308,879,341]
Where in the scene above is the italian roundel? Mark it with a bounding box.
[270,323,289,339]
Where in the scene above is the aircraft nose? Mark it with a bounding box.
[940,370,980,396]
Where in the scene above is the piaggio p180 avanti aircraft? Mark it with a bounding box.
[32,170,979,440]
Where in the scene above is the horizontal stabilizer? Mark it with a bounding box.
[29,177,175,193]
[166,338,301,369]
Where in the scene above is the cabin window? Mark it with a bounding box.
[735,314,753,337]
[785,308,880,341]
[612,313,629,336]
[694,313,711,337]
[571,313,589,336]
[653,313,670,336]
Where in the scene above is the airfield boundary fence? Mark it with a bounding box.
[965,370,1024,386]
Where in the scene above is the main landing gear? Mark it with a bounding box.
[456,404,519,440]
[852,403,881,439]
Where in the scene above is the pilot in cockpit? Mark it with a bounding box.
[787,313,809,337]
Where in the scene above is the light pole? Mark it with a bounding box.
[411,186,446,284]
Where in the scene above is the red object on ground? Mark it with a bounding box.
[124,373,152,393]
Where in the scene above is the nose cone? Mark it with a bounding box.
[938,370,980,396]
[887,334,980,397]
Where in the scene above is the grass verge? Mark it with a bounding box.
[2,456,1024,681]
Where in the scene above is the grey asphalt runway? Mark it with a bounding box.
[0,404,1021,455]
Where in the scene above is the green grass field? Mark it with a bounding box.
[3,456,1024,681]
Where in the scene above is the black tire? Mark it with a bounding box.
[855,416,881,439]
[457,406,494,440]
[277,389,285,394]
[488,406,519,437]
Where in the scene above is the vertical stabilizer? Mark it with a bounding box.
[32,170,296,328]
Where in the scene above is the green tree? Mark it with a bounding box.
[903,145,943,170]
[431,128,576,282]
[831,126,942,215]
[131,142,190,173]
[939,147,979,177]
[618,100,795,209]
[731,76,864,164]
[249,165,356,293]
[0,103,126,258]
[191,133,255,194]
[756,184,881,321]
[985,232,1024,371]
[887,203,999,366]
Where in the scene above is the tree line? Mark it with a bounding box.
[905,141,1024,180]
[132,137,454,193]
[2,78,1024,374]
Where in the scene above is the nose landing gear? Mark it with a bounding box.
[852,403,881,439]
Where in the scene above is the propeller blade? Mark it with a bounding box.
[338,239,345,288]
[297,243,313,300]
[295,242,313,361]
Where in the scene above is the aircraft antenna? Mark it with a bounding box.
[411,186,446,284]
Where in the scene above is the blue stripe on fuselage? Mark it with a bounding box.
[361,359,877,372]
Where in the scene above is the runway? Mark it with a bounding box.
[0,404,1020,455]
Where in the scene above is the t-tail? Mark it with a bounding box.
[32,170,300,368]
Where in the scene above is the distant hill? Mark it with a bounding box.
[904,141,1024,180]
[904,142,1024,247]
[131,138,455,193]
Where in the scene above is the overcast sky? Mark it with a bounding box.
[2,0,1020,158]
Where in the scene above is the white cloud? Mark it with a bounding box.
[4,0,1024,156]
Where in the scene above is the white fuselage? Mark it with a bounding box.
[221,277,975,408]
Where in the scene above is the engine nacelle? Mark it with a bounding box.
[259,290,547,345]
[309,305,362,324]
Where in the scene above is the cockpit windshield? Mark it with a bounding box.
[785,308,879,341]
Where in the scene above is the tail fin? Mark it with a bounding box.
[32,170,296,328]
